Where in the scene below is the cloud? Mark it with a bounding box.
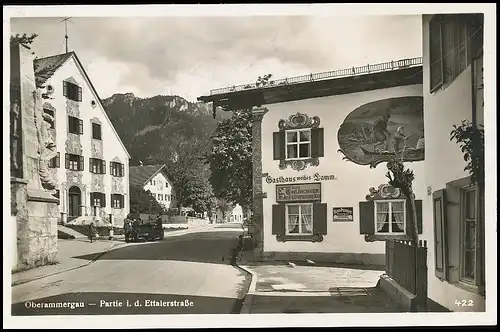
[10,15,422,101]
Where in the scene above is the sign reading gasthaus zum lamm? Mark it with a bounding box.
[276,183,321,202]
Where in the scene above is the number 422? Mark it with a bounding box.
[455,300,474,307]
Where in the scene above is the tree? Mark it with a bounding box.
[214,198,233,223]
[206,108,253,211]
[129,185,166,215]
[385,157,418,245]
[11,33,38,48]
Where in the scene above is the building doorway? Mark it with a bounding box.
[68,186,81,219]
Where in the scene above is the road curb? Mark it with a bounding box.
[237,264,258,314]
[11,241,124,287]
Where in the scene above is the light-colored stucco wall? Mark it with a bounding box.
[142,172,176,209]
[46,56,130,226]
[422,15,485,312]
[260,83,425,255]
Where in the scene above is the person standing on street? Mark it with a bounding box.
[89,222,97,243]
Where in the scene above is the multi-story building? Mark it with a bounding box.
[129,164,177,210]
[32,50,131,227]
[199,57,425,266]
[421,13,485,312]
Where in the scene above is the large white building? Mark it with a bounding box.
[129,164,177,210]
[32,50,131,227]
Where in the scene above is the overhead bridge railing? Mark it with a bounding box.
[209,57,422,96]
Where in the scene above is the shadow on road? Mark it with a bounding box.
[72,231,244,267]
[12,292,244,315]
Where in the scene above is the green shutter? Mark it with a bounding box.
[273,131,285,160]
[311,128,324,158]
[359,201,375,234]
[312,203,327,234]
[272,203,286,235]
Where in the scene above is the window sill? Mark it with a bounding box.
[276,233,323,243]
[364,234,410,242]
[450,280,485,297]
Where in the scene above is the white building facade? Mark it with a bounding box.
[421,13,485,312]
[34,52,131,227]
[129,164,177,210]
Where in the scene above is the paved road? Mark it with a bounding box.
[11,225,250,316]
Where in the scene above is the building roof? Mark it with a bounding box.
[34,52,74,88]
[129,164,167,187]
[197,57,423,112]
[32,51,131,158]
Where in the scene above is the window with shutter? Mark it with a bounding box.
[429,15,444,92]
[272,204,285,235]
[312,202,327,234]
[92,123,102,140]
[273,131,285,161]
[433,189,448,280]
[67,154,82,171]
[359,201,375,235]
[310,128,324,158]
[79,156,84,171]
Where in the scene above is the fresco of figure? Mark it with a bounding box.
[34,90,58,191]
[371,113,391,152]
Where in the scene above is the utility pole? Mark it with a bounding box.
[59,17,73,53]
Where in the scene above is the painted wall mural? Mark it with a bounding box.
[337,96,424,168]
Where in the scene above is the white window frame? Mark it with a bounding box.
[459,186,478,285]
[285,128,311,161]
[92,197,101,207]
[285,203,314,235]
[374,199,406,235]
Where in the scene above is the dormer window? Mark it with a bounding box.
[63,81,82,102]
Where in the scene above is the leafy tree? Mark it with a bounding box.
[207,108,253,211]
[214,198,233,223]
[10,33,38,48]
[129,185,166,215]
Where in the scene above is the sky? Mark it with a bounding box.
[9,13,423,102]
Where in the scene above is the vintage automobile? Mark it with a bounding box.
[125,220,164,243]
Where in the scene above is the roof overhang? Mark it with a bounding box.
[198,65,423,112]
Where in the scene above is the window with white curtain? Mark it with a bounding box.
[374,200,406,234]
[286,203,313,235]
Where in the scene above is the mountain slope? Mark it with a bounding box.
[103,93,228,167]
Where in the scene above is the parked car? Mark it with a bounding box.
[125,220,164,243]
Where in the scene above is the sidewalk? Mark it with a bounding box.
[11,238,125,286]
[237,251,406,314]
